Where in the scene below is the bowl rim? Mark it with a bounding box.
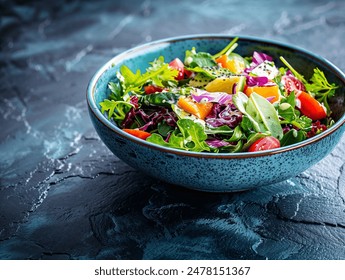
[87,34,345,159]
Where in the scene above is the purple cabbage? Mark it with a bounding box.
[246,76,268,86]
[252,51,273,66]
[244,51,273,74]
[246,76,276,87]
[121,107,177,131]
[191,89,232,105]
[206,139,231,148]
[205,103,242,128]
[130,95,139,108]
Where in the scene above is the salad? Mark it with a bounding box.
[100,38,338,153]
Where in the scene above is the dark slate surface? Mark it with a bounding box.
[0,0,345,260]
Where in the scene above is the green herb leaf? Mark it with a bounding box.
[216,140,243,153]
[212,37,239,59]
[226,126,244,142]
[118,56,178,94]
[205,125,233,135]
[280,129,306,147]
[158,121,174,137]
[177,119,210,152]
[108,82,123,101]
[279,56,307,84]
[305,68,338,114]
[184,47,217,68]
[99,99,134,121]
[147,119,210,152]
[279,58,337,115]
[139,92,181,107]
[278,92,312,131]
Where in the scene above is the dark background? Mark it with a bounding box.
[0,0,344,259]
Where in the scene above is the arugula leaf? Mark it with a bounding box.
[118,56,178,94]
[284,90,296,107]
[146,132,183,149]
[158,121,174,137]
[205,125,233,135]
[240,115,256,134]
[147,56,179,88]
[215,140,243,153]
[278,92,312,131]
[117,65,142,94]
[147,119,210,152]
[207,126,244,153]
[177,119,210,151]
[278,103,296,122]
[140,92,181,107]
[280,129,306,147]
[99,99,134,121]
[108,82,123,101]
[226,126,244,142]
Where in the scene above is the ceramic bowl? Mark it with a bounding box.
[87,35,345,192]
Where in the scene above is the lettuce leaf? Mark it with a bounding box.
[233,92,283,139]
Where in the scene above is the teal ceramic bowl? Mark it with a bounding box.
[87,35,345,192]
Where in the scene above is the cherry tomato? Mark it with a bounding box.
[296,91,327,121]
[144,85,163,94]
[281,75,305,93]
[169,58,186,80]
[248,136,281,152]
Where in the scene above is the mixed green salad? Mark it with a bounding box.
[100,38,338,153]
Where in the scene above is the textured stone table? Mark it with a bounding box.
[0,0,344,260]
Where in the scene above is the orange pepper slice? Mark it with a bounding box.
[177,96,213,120]
[245,85,280,103]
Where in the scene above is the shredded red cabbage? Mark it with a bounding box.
[121,107,177,131]
[130,95,139,108]
[205,103,242,128]
[244,51,273,74]
[206,139,231,148]
[191,89,233,105]
[252,51,273,66]
[247,76,268,87]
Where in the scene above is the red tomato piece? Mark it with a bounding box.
[281,75,306,93]
[144,85,163,94]
[169,58,186,80]
[296,91,327,121]
[123,129,151,140]
[248,136,281,152]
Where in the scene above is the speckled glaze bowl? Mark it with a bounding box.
[87,35,345,192]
